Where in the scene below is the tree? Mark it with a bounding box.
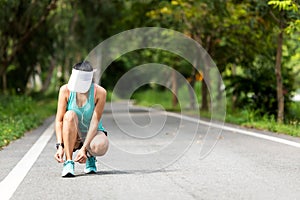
[268,0,300,123]
[0,0,58,93]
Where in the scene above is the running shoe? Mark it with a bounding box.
[61,160,75,177]
[84,156,97,174]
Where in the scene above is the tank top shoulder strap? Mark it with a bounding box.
[66,85,75,106]
[94,84,97,99]
[63,84,71,102]
[88,83,94,104]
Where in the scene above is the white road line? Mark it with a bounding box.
[0,122,54,200]
[166,112,300,148]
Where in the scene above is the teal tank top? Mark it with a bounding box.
[67,84,105,133]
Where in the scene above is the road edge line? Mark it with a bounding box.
[0,121,54,200]
[166,112,300,148]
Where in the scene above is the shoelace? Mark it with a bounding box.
[86,157,96,168]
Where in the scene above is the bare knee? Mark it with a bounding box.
[62,111,78,137]
[90,135,109,156]
[63,111,78,124]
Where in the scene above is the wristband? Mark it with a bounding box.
[56,143,64,149]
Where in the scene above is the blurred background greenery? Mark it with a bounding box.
[0,0,299,147]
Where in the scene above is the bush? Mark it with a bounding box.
[0,95,56,148]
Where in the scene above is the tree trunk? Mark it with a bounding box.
[188,63,197,110]
[41,57,56,92]
[275,18,284,123]
[200,35,212,112]
[231,64,237,111]
[171,70,178,107]
[201,80,208,111]
[188,80,196,110]
[201,52,209,112]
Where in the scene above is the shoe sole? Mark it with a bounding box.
[85,170,96,174]
[84,168,97,174]
[62,172,75,178]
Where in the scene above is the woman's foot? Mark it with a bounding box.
[62,160,75,177]
[84,156,97,174]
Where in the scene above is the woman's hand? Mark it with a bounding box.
[54,147,64,163]
[74,146,87,164]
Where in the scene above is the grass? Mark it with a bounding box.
[229,110,300,137]
[0,94,57,148]
[131,89,181,110]
[131,88,300,137]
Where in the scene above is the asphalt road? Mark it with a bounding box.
[0,102,300,200]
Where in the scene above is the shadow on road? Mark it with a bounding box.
[74,169,177,177]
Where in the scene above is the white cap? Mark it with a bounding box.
[67,69,95,93]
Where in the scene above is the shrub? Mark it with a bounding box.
[0,95,56,148]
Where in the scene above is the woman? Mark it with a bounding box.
[54,61,109,177]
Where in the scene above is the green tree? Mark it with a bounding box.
[144,0,276,113]
[0,0,58,94]
[268,0,300,123]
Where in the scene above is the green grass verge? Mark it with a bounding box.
[227,111,300,137]
[0,95,57,149]
[131,89,181,111]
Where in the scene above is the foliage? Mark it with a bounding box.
[0,0,299,127]
[225,56,295,116]
[0,0,59,93]
[286,101,300,123]
[242,115,300,137]
[268,0,298,11]
[0,95,57,148]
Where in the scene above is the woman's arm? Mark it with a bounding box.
[55,85,69,142]
[54,85,68,162]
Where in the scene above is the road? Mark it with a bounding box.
[0,102,300,200]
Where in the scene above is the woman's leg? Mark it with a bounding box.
[89,131,109,156]
[62,111,79,160]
